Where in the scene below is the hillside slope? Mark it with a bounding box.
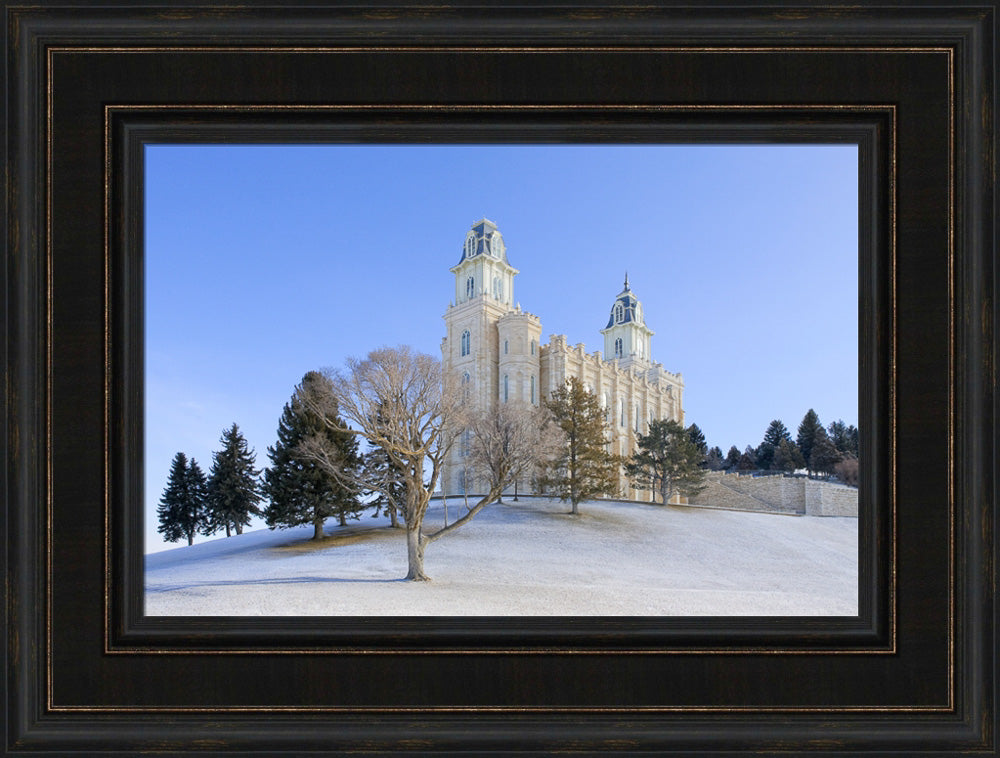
[145,498,858,616]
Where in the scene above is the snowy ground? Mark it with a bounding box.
[145,498,858,616]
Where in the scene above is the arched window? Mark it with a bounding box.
[615,338,623,358]
[493,276,503,301]
[530,339,536,355]
[461,429,471,458]
[503,374,509,403]
[466,276,475,300]
[504,339,509,355]
[615,303,624,323]
[461,330,471,357]
[605,393,611,422]
[462,372,471,401]
[530,375,536,405]
[620,399,625,427]
[635,406,640,432]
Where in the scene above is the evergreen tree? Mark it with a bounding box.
[737,445,757,471]
[263,372,363,540]
[704,445,725,471]
[756,419,792,470]
[157,452,208,546]
[796,409,824,474]
[686,423,708,456]
[725,445,742,470]
[626,419,707,504]
[828,420,860,457]
[362,444,405,528]
[542,377,620,514]
[204,423,264,538]
[809,430,842,476]
[772,437,805,472]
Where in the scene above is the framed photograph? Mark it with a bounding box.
[142,141,861,619]
[3,2,996,755]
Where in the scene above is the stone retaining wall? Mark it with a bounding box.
[804,479,858,516]
[691,472,857,517]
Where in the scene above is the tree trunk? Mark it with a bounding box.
[225,523,231,538]
[187,533,194,546]
[339,513,347,527]
[570,499,579,515]
[235,523,243,535]
[312,518,324,540]
[405,526,429,581]
[389,508,399,528]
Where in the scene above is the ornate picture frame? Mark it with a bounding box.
[3,2,995,755]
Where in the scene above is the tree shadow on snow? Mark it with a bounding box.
[146,575,409,593]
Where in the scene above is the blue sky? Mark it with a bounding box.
[145,143,858,552]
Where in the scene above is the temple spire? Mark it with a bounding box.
[624,271,630,291]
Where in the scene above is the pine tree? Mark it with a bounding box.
[737,445,757,470]
[157,452,209,546]
[796,409,824,474]
[757,419,792,470]
[542,377,620,514]
[263,372,363,540]
[205,423,263,538]
[809,430,842,476]
[828,420,860,457]
[725,445,742,470]
[704,445,725,471]
[772,437,805,472]
[362,444,405,528]
[626,419,707,504]
[686,423,708,456]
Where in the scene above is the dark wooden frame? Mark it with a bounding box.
[3,2,996,756]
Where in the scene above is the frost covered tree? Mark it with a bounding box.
[541,377,620,514]
[157,452,208,546]
[263,372,363,540]
[304,346,507,581]
[467,402,559,504]
[204,423,263,537]
[626,418,706,504]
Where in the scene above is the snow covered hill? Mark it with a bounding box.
[145,498,858,616]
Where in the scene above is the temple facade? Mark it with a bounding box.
[440,218,684,501]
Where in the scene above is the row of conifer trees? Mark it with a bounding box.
[156,372,391,546]
[691,410,860,481]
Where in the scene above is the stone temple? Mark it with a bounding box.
[440,218,685,501]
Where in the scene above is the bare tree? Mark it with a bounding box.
[467,402,558,504]
[300,345,505,581]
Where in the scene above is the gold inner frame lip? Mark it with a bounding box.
[37,42,954,714]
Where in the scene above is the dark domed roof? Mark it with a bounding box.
[605,274,642,328]
[457,218,510,265]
